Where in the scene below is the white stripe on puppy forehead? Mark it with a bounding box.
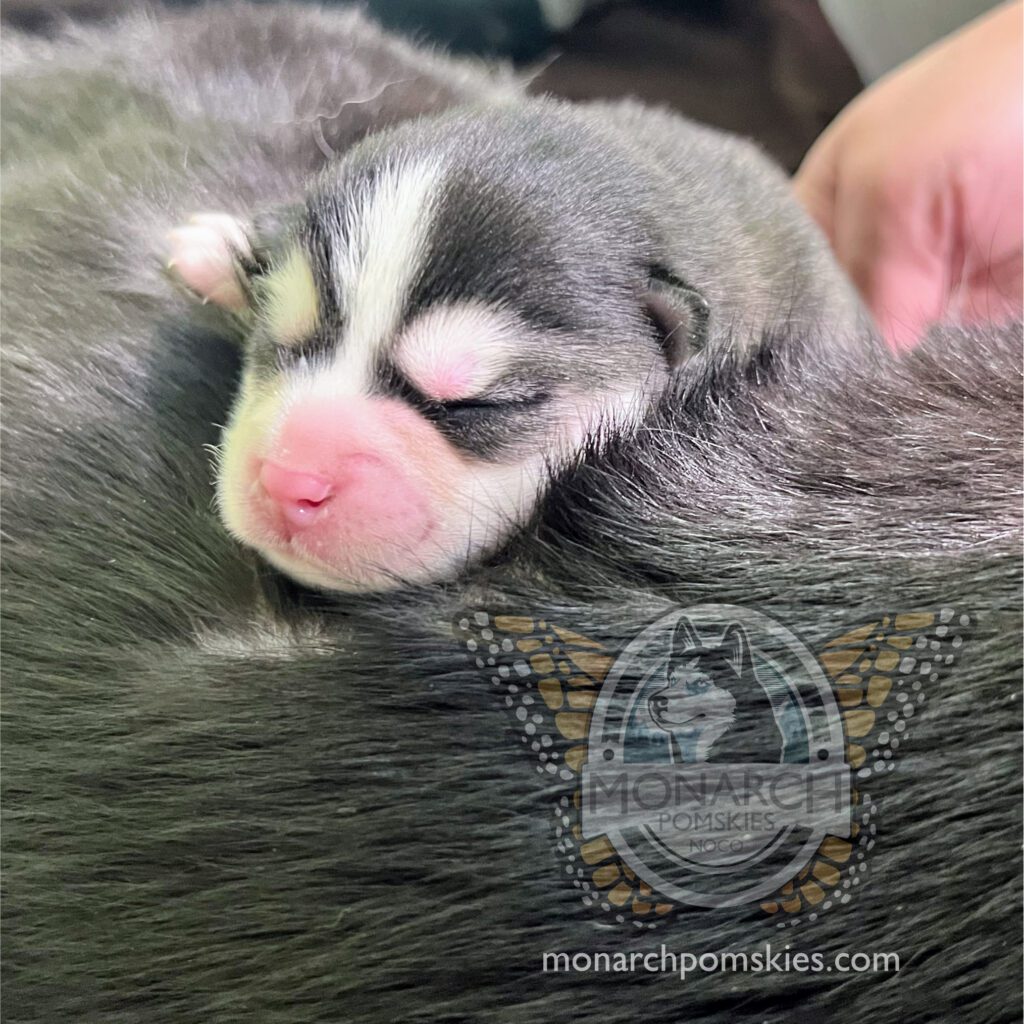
[330,158,443,392]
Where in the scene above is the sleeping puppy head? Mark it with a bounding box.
[170,107,709,591]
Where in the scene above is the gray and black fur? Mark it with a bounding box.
[248,96,865,455]
[2,4,1021,1024]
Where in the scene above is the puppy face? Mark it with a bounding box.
[176,118,705,591]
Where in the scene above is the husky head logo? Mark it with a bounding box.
[647,618,784,764]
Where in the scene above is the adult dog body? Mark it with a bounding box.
[2,5,1020,1022]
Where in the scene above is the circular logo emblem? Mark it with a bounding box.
[581,604,849,909]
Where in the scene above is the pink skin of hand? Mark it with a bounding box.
[794,2,1023,351]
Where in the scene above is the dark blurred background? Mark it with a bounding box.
[526,0,861,172]
[3,0,863,172]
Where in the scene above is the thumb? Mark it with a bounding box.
[793,137,839,247]
[865,255,950,352]
[832,177,952,352]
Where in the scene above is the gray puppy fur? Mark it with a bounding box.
[2,5,1021,1024]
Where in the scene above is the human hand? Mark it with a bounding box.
[794,2,1023,351]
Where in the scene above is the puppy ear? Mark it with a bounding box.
[720,623,753,678]
[166,213,253,311]
[644,266,710,368]
[166,205,304,312]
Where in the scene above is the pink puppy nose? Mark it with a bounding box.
[258,461,335,528]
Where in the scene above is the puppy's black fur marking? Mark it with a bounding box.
[407,168,603,335]
[2,5,1021,1024]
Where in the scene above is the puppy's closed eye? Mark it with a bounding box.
[439,389,550,415]
[423,389,552,459]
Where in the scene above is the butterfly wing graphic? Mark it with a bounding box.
[455,611,681,927]
[759,608,973,926]
[460,606,972,930]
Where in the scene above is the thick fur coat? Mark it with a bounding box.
[2,5,1021,1022]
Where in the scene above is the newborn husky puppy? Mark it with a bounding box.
[171,104,863,591]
